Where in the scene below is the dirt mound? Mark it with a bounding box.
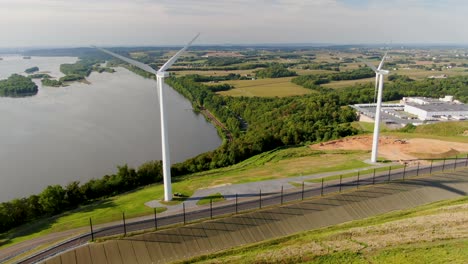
[311,135,468,161]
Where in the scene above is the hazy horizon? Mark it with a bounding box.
[1,0,468,48]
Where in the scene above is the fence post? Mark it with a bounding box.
[122,212,126,237]
[183,203,186,225]
[89,218,94,241]
[210,199,213,219]
[339,175,342,192]
[301,182,305,200]
[321,178,324,196]
[454,156,458,170]
[387,166,392,183]
[372,169,376,185]
[280,185,284,205]
[259,189,262,209]
[416,162,420,177]
[235,193,238,214]
[442,158,446,172]
[403,163,406,181]
[430,160,433,174]
[356,171,360,189]
[154,208,158,230]
[465,154,468,167]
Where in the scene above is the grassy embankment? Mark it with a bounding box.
[0,147,370,250]
[177,196,468,264]
[2,121,467,250]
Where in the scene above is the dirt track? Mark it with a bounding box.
[42,168,468,264]
[310,135,468,161]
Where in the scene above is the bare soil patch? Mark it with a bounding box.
[310,135,468,162]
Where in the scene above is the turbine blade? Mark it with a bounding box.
[93,46,158,75]
[377,51,388,70]
[363,60,378,73]
[158,33,200,72]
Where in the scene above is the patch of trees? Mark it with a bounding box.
[170,63,268,71]
[0,161,162,233]
[42,78,63,87]
[302,62,340,71]
[0,74,38,97]
[291,67,374,91]
[205,57,244,66]
[29,73,52,79]
[333,75,468,105]
[206,83,233,92]
[190,73,241,82]
[93,65,116,74]
[59,74,84,82]
[25,66,39,74]
[59,59,103,82]
[388,74,414,82]
[255,63,297,78]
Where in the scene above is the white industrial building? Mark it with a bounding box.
[401,96,468,121]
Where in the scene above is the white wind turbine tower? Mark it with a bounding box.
[95,34,200,201]
[363,53,389,163]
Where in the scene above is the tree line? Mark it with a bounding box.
[0,161,162,233]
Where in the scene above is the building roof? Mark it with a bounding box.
[406,102,468,112]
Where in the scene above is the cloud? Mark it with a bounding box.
[0,0,467,47]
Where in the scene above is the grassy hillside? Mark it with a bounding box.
[0,147,369,250]
[413,121,468,137]
[178,197,468,264]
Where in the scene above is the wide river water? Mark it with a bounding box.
[0,55,222,202]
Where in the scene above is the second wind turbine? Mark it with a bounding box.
[95,34,200,201]
[363,53,389,163]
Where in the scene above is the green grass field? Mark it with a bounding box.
[322,77,375,89]
[178,197,468,263]
[217,77,314,97]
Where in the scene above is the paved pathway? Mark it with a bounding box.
[145,162,393,215]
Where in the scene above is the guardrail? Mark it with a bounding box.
[16,157,468,264]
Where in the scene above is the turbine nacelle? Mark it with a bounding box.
[377,69,389,75]
[157,71,170,78]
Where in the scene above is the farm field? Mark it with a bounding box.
[217,77,314,97]
[322,77,374,89]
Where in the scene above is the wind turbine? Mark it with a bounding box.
[95,34,200,201]
[363,53,389,163]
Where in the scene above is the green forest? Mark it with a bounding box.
[0,74,38,97]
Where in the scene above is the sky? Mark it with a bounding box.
[0,0,467,48]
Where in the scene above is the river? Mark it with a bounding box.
[0,56,222,202]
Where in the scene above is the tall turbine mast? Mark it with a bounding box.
[95,33,200,201]
[362,53,389,163]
